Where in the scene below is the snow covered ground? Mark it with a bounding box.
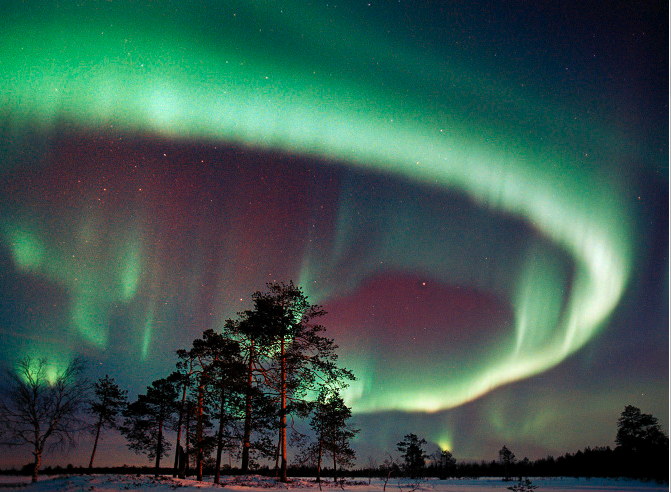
[0,474,667,492]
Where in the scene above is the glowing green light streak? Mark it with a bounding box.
[141,306,154,361]
[437,434,453,453]
[514,242,569,355]
[18,353,72,386]
[1,215,146,350]
[117,239,142,302]
[71,291,108,348]
[5,226,46,271]
[0,2,635,413]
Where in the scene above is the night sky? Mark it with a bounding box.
[0,0,667,467]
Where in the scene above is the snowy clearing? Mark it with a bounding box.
[0,474,667,492]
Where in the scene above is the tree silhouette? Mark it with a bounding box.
[615,405,668,479]
[246,281,355,482]
[179,398,198,476]
[433,449,456,479]
[168,366,193,478]
[0,356,88,483]
[223,311,278,473]
[121,377,179,478]
[616,405,668,453]
[380,454,401,491]
[397,433,428,478]
[199,331,246,484]
[175,329,243,482]
[308,388,358,483]
[87,375,128,468]
[498,445,516,480]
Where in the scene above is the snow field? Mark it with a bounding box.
[0,474,667,492]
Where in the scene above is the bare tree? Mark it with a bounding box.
[0,356,88,483]
[380,454,401,492]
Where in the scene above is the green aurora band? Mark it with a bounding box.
[1,1,638,415]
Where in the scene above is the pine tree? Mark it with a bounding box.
[201,332,246,484]
[181,398,198,476]
[498,445,516,481]
[309,388,358,483]
[121,378,179,478]
[176,329,238,482]
[616,405,668,453]
[397,433,428,479]
[87,375,128,468]
[167,368,192,478]
[246,281,355,482]
[434,449,456,479]
[223,314,277,473]
[615,405,668,479]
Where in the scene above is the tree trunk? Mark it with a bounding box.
[241,341,254,474]
[31,448,41,483]
[196,381,204,482]
[279,337,287,482]
[316,436,323,483]
[173,378,188,477]
[332,424,338,482]
[214,390,226,484]
[184,410,191,478]
[155,416,163,478]
[88,418,103,469]
[273,429,280,477]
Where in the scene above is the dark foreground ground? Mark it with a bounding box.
[0,474,668,492]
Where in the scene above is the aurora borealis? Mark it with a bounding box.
[0,0,667,467]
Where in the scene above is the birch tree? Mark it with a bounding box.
[0,356,88,483]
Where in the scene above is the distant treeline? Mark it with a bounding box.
[2,444,667,483]
[422,445,668,482]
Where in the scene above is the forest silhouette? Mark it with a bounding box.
[0,282,667,485]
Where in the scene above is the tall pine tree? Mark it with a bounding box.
[222,315,276,474]
[87,375,128,468]
[397,433,428,479]
[247,281,355,482]
[175,329,249,483]
[121,378,179,478]
[309,388,358,483]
